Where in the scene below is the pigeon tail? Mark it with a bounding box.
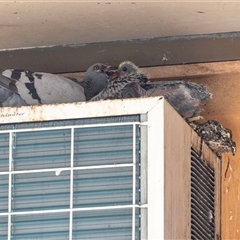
[0,70,18,93]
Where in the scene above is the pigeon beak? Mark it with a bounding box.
[104,65,117,73]
[109,71,121,81]
[103,65,119,80]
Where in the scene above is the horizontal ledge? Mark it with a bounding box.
[142,60,240,81]
[61,60,240,82]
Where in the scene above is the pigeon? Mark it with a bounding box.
[0,63,112,107]
[91,61,212,120]
[189,120,236,157]
[149,81,212,119]
[91,61,236,156]
[90,61,149,101]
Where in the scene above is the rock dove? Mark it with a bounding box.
[90,70,149,101]
[91,61,212,120]
[189,120,236,157]
[0,63,111,107]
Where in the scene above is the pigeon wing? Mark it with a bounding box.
[121,82,148,98]
[91,72,147,101]
[146,81,212,118]
[0,87,27,107]
[1,70,86,105]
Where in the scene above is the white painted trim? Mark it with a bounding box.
[69,127,74,240]
[0,163,135,176]
[132,124,136,240]
[139,120,148,240]
[0,97,163,124]
[0,204,148,217]
[146,99,165,240]
[0,122,140,133]
[7,132,13,240]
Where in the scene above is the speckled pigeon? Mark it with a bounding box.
[91,71,149,101]
[92,61,235,156]
[90,61,149,101]
[189,120,236,157]
[92,61,212,119]
[0,63,111,107]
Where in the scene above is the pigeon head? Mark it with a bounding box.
[84,63,110,79]
[107,61,141,81]
[118,61,141,76]
[118,61,149,87]
[81,63,113,101]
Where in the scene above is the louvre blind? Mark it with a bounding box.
[0,116,141,240]
[191,148,215,240]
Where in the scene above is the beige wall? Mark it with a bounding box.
[1,1,240,49]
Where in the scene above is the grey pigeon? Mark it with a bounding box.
[92,61,212,119]
[189,120,236,157]
[0,63,111,107]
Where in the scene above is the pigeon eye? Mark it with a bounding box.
[93,65,100,71]
[122,67,127,72]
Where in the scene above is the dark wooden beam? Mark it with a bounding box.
[1,32,240,73]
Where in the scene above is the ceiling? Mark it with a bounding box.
[1,1,240,50]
